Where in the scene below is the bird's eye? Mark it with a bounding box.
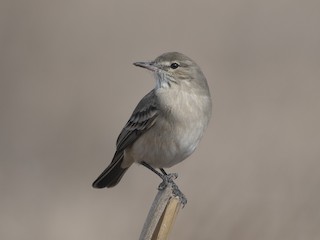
[170,62,179,69]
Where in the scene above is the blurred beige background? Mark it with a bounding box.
[1,0,320,239]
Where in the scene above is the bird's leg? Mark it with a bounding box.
[160,168,168,175]
[141,162,187,206]
[141,162,177,189]
[141,161,163,178]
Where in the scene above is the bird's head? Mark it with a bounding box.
[134,52,208,91]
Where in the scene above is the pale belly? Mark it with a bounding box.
[123,89,212,169]
[124,116,206,168]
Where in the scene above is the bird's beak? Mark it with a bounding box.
[133,61,157,72]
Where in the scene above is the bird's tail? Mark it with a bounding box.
[92,151,129,188]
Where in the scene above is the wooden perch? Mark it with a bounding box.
[139,180,186,240]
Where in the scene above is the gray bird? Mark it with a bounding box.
[92,52,212,188]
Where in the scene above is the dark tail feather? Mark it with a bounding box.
[92,151,129,188]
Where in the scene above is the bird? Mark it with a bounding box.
[92,52,212,189]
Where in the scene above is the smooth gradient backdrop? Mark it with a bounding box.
[1,1,320,239]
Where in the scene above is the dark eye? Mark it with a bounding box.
[170,62,179,69]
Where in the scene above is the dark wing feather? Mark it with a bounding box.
[115,90,159,152]
[92,90,159,188]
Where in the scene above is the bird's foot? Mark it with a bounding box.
[171,182,187,207]
[158,173,187,207]
[158,173,178,190]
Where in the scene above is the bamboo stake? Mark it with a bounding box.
[139,181,185,240]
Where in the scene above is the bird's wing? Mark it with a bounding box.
[115,90,159,152]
